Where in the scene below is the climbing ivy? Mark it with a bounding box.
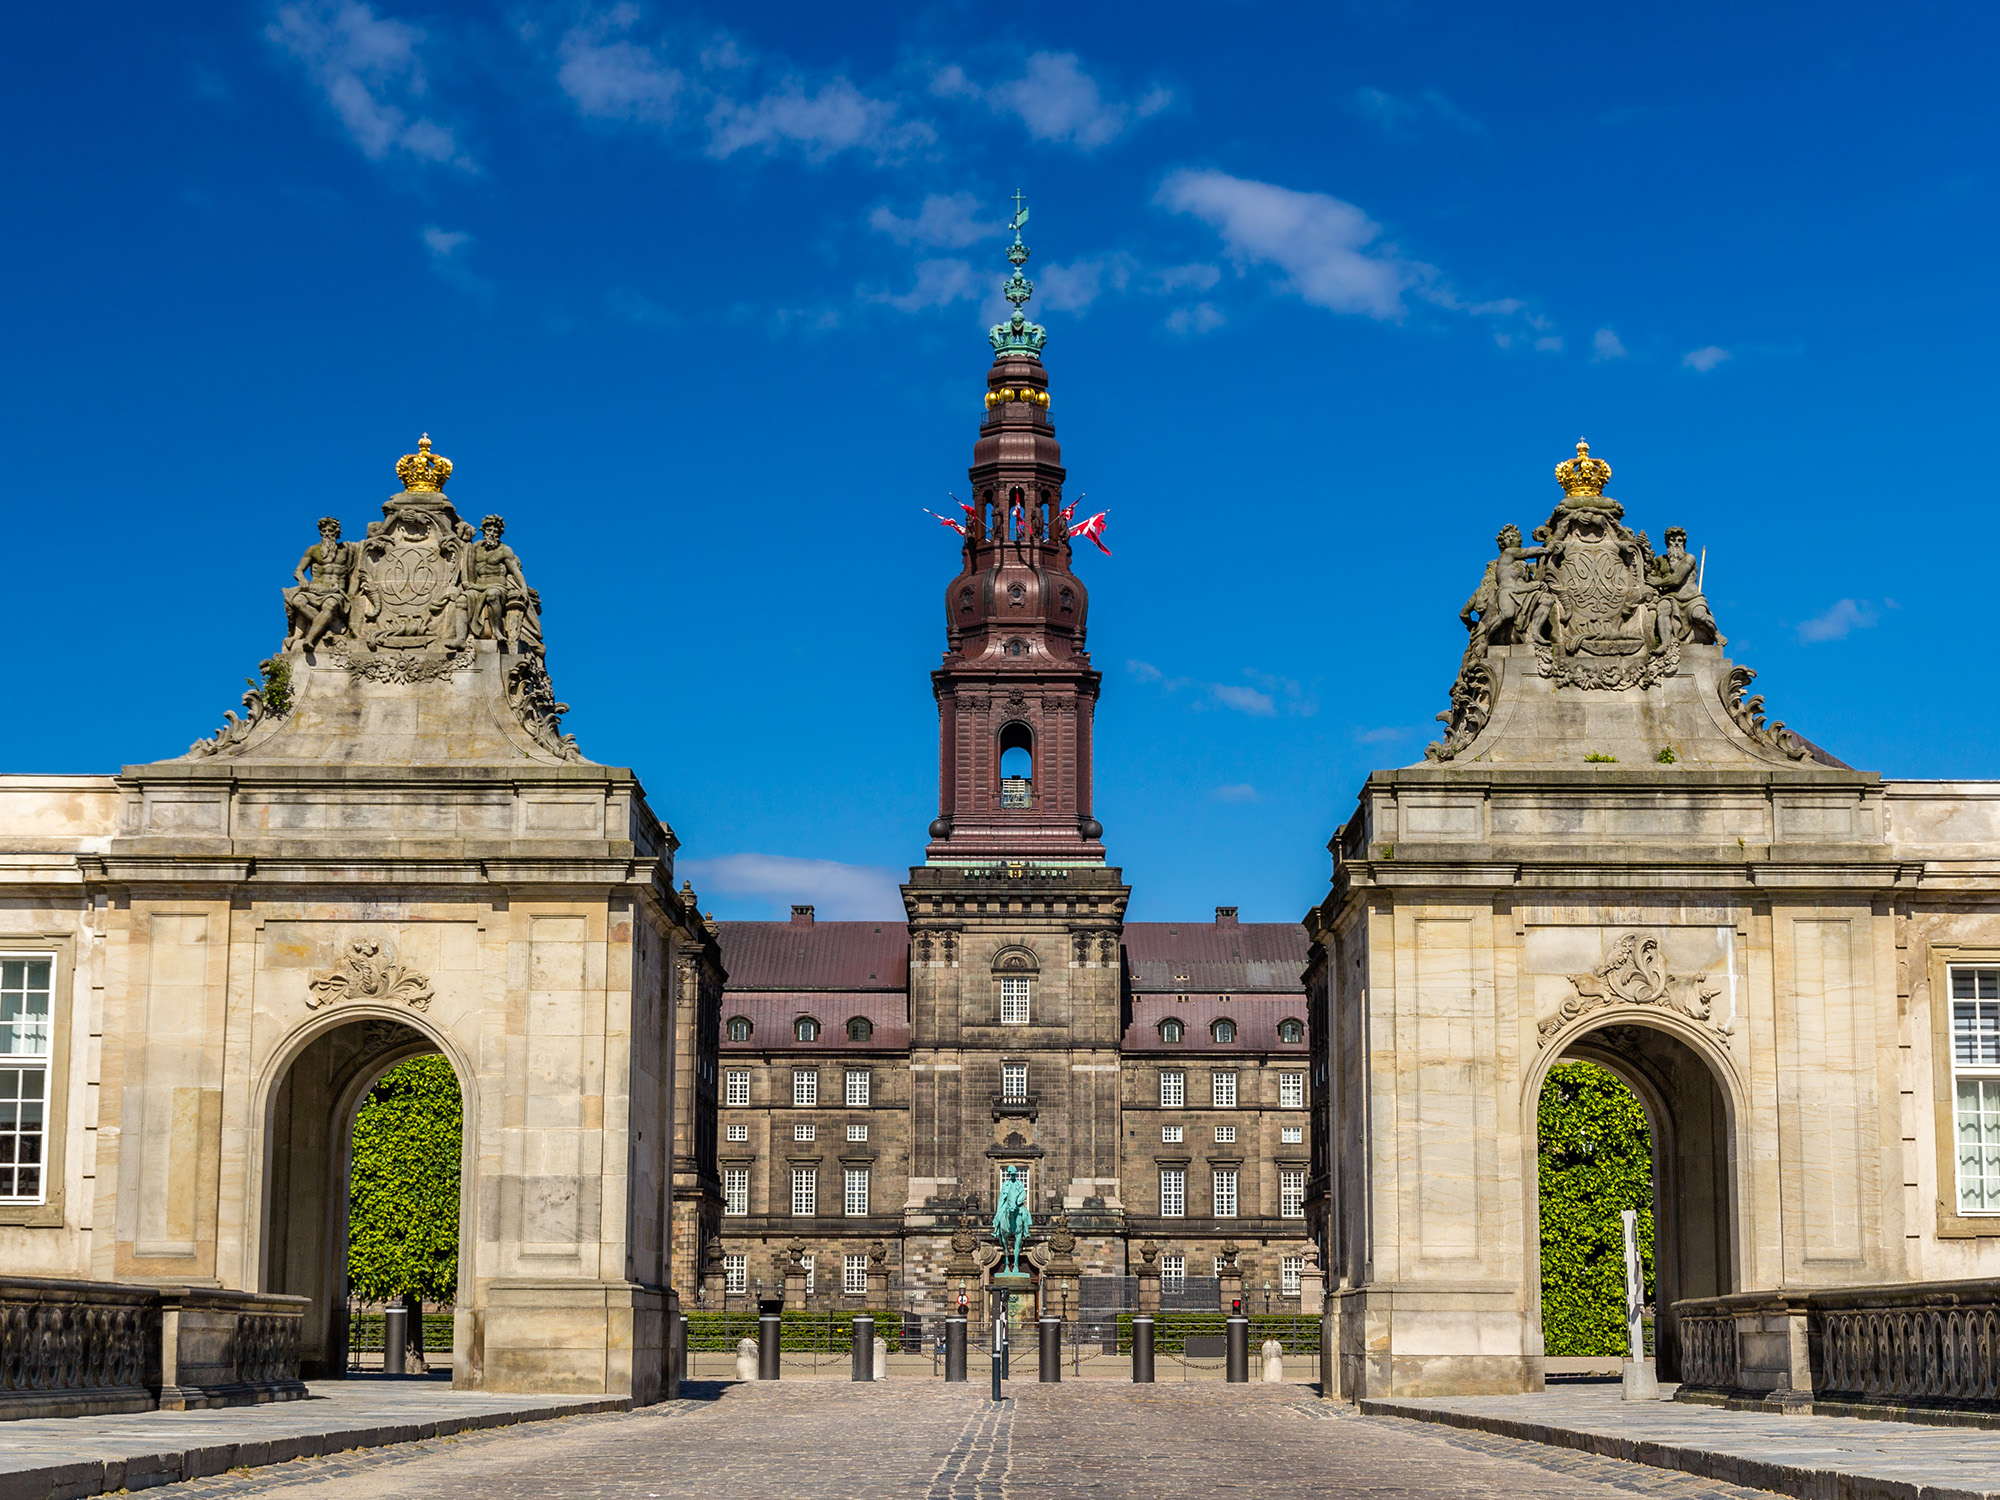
[1538,1060,1654,1356]
[348,1055,461,1303]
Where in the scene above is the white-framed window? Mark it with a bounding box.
[846,1070,870,1107]
[726,1123,748,1142]
[1000,976,1031,1024]
[1213,1255,1227,1276]
[725,1069,750,1107]
[802,1254,815,1293]
[724,1253,746,1294]
[794,1123,815,1142]
[791,1167,817,1216]
[1282,1255,1303,1295]
[845,1167,870,1216]
[1279,1072,1304,1109]
[0,956,53,1205]
[847,1123,868,1142]
[724,1167,748,1216]
[1002,1062,1028,1099]
[1160,1070,1185,1108]
[844,1254,867,1295]
[1212,1071,1237,1108]
[1161,1254,1186,1287]
[1214,1125,1235,1144]
[1162,1124,1183,1144]
[1214,1168,1238,1217]
[793,1069,818,1107]
[1952,965,2000,1213]
[1160,1168,1186,1217]
[1280,1126,1302,1145]
[1281,1170,1305,1218]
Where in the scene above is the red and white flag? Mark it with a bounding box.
[922,507,966,536]
[1069,510,1111,555]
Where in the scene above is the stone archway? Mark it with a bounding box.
[1532,1020,1737,1382]
[259,1015,467,1378]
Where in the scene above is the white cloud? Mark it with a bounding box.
[1157,169,1413,320]
[1039,257,1129,313]
[1213,784,1259,803]
[1127,660,1164,683]
[420,225,491,299]
[707,76,932,162]
[869,192,997,248]
[1683,344,1731,372]
[933,52,1168,150]
[1165,302,1224,335]
[1354,726,1412,744]
[1593,327,1628,360]
[680,853,904,920]
[556,10,683,124]
[1151,263,1220,294]
[1129,662,1314,716]
[872,258,981,313]
[1210,684,1276,715]
[268,1,470,168]
[1535,335,1563,352]
[1351,85,1484,138]
[1797,598,1879,644]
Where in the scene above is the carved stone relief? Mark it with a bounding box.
[305,939,435,1012]
[1536,932,1726,1048]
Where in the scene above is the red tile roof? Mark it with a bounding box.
[715,920,909,992]
[1122,921,1308,994]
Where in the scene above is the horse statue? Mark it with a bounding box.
[991,1165,1031,1275]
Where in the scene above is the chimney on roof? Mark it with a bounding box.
[791,904,815,926]
[1215,906,1238,925]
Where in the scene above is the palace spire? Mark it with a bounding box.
[925,194,1104,862]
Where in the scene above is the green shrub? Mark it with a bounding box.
[348,1055,461,1304]
[685,1310,903,1352]
[1111,1312,1319,1354]
[1538,1060,1653,1356]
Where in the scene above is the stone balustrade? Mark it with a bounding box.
[1674,1278,2000,1420]
[0,1276,307,1420]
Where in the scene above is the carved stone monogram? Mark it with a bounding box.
[304,939,435,1012]
[1429,441,1732,761]
[1536,933,1726,1048]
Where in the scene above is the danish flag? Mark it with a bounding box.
[922,507,966,536]
[1068,509,1111,556]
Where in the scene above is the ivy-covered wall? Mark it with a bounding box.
[348,1055,462,1304]
[1537,1059,1654,1357]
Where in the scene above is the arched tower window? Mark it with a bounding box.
[999,722,1033,808]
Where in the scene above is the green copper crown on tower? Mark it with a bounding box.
[988,189,1049,358]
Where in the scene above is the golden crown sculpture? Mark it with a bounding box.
[1554,438,1611,498]
[395,433,453,493]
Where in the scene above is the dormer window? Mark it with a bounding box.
[1160,1018,1184,1043]
[847,1016,873,1042]
[1211,1019,1237,1044]
[727,1016,753,1043]
[1278,1018,1304,1043]
[795,1016,820,1043]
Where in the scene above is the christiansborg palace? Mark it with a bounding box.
[3,212,1997,1410]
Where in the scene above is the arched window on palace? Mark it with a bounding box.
[1159,1018,1184,1043]
[999,722,1033,808]
[1211,1018,1237,1044]
[846,1016,873,1042]
[727,1016,753,1042]
[1278,1018,1304,1043]
[795,1016,820,1043]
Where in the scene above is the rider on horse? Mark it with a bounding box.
[992,1165,1031,1274]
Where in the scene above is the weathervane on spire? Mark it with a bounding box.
[990,188,1048,358]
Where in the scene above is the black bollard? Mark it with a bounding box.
[990,1295,1005,1400]
[1226,1314,1250,1383]
[758,1303,782,1381]
[1000,1307,1011,1382]
[1131,1315,1155,1383]
[945,1316,967,1382]
[851,1315,875,1382]
[382,1305,407,1376]
[1038,1316,1061,1383]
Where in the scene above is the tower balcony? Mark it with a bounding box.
[1000,776,1032,809]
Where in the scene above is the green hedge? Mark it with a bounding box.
[1538,1060,1654,1357]
[349,1312,456,1352]
[686,1310,903,1352]
[349,1056,461,1304]
[1112,1312,1319,1354]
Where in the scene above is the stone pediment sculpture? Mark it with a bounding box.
[1536,933,1726,1047]
[304,939,434,1012]
[1426,441,1824,766]
[186,434,584,765]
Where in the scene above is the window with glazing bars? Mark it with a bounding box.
[0,957,52,1204]
[845,1167,869,1216]
[1002,1062,1028,1099]
[1212,1071,1237,1108]
[1279,1072,1304,1109]
[793,1070,817,1107]
[791,1167,816,1216]
[725,1069,750,1106]
[1160,1070,1184,1108]
[724,1254,746,1294]
[1160,1254,1186,1286]
[844,1254,867,1294]
[1000,977,1031,1024]
[1952,966,2000,1213]
[1281,1255,1303,1295]
[846,1070,870,1106]
[1159,1168,1185,1217]
[1280,1169,1305,1218]
[724,1167,748,1216]
[1213,1169,1238,1217]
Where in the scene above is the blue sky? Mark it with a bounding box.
[3,2,1992,922]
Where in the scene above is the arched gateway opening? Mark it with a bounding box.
[1531,1020,1736,1382]
[259,1016,472,1379]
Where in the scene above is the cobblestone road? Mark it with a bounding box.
[130,1382,1783,1500]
